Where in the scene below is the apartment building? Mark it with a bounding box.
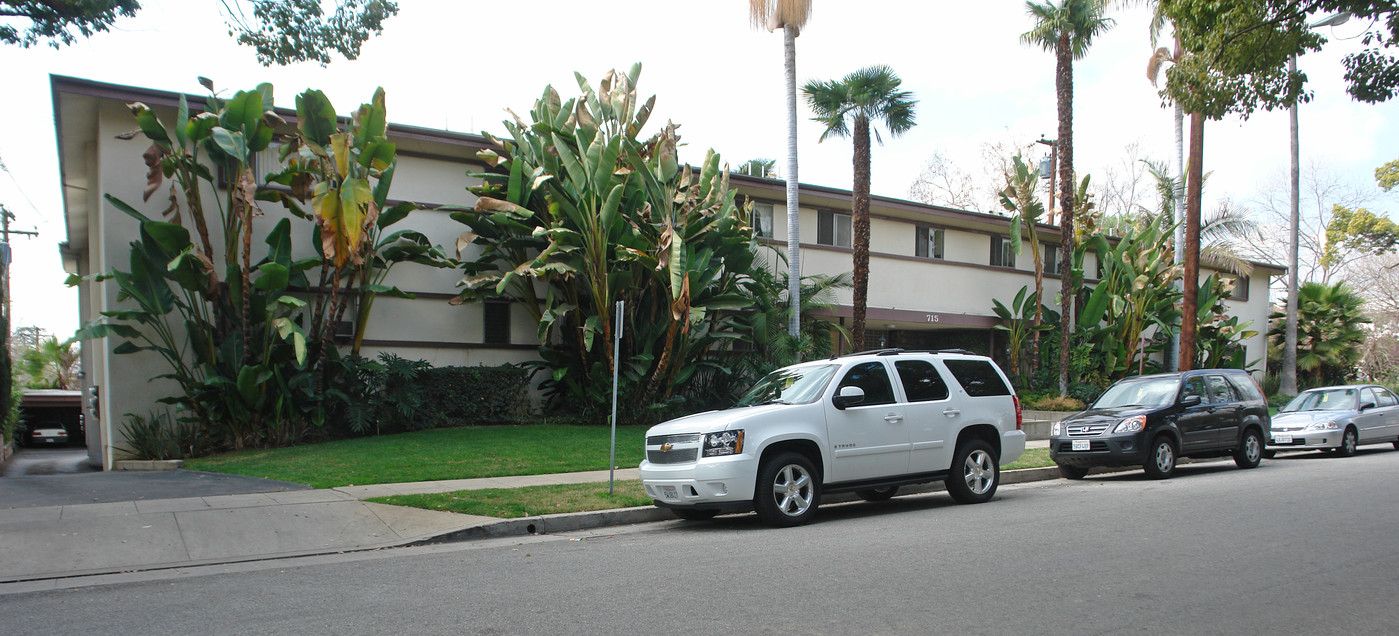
[52,76,1280,468]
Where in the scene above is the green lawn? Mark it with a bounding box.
[1004,447,1053,470]
[377,449,1057,519]
[369,480,653,518]
[185,425,648,489]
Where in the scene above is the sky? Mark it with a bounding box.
[2,0,1397,341]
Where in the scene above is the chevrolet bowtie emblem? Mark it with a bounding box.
[660,443,673,451]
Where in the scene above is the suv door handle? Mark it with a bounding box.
[884,414,904,424]
[943,409,961,417]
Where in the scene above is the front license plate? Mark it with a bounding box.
[1274,434,1293,444]
[660,486,678,499]
[1071,439,1090,451]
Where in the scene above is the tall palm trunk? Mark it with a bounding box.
[1282,55,1301,395]
[1030,240,1044,376]
[1180,111,1205,371]
[783,27,803,350]
[851,116,872,352]
[1170,99,1185,372]
[1056,31,1076,396]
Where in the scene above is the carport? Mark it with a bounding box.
[19,389,84,449]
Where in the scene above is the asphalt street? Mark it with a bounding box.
[5,446,1399,635]
[0,447,310,507]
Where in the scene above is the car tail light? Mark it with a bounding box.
[1013,395,1023,430]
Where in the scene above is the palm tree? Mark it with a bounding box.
[802,65,918,351]
[749,0,812,345]
[1144,2,1187,371]
[19,336,80,390]
[1000,152,1049,374]
[1140,160,1259,277]
[734,158,778,178]
[1268,281,1369,387]
[1021,0,1114,396]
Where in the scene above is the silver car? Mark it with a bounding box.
[1267,385,1399,457]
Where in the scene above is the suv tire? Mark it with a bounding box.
[1234,428,1263,469]
[754,452,820,527]
[856,486,899,502]
[946,439,999,504]
[1142,436,1177,479]
[1058,464,1089,480]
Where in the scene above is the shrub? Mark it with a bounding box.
[116,410,201,460]
[1268,393,1295,410]
[327,353,432,436]
[1260,372,1281,397]
[1027,395,1086,411]
[421,364,531,427]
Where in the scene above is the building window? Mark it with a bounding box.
[1228,275,1250,301]
[1043,243,1061,275]
[915,226,945,259]
[753,202,775,238]
[990,235,1016,268]
[817,210,852,248]
[483,301,511,344]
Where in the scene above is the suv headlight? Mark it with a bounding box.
[1305,420,1341,432]
[1113,415,1146,433]
[1051,422,1063,436]
[703,430,745,457]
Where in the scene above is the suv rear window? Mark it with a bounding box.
[942,359,1011,397]
[1225,374,1265,402]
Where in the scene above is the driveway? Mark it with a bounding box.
[0,447,311,508]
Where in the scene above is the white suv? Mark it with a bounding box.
[639,349,1026,526]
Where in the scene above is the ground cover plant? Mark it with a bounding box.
[185,424,648,488]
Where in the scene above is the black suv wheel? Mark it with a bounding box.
[1234,428,1263,469]
[1142,436,1177,479]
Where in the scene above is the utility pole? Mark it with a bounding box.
[0,203,38,455]
[1,204,41,322]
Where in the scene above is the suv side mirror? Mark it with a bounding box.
[1180,394,1202,408]
[832,386,866,410]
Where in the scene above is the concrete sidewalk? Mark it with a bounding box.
[2,441,1054,589]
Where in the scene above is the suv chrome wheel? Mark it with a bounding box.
[946,439,999,504]
[963,449,995,494]
[754,452,820,527]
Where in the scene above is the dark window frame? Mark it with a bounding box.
[990,235,1016,268]
[817,209,852,248]
[483,300,511,344]
[915,225,945,260]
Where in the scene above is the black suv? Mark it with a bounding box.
[1049,369,1270,479]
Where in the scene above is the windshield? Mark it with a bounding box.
[1281,389,1358,413]
[1092,377,1180,409]
[736,364,840,407]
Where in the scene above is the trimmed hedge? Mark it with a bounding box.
[421,364,532,427]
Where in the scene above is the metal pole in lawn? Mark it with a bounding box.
[609,300,623,495]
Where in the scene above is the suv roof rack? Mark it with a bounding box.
[834,348,907,359]
[832,348,980,360]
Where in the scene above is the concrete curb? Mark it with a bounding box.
[113,459,185,471]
